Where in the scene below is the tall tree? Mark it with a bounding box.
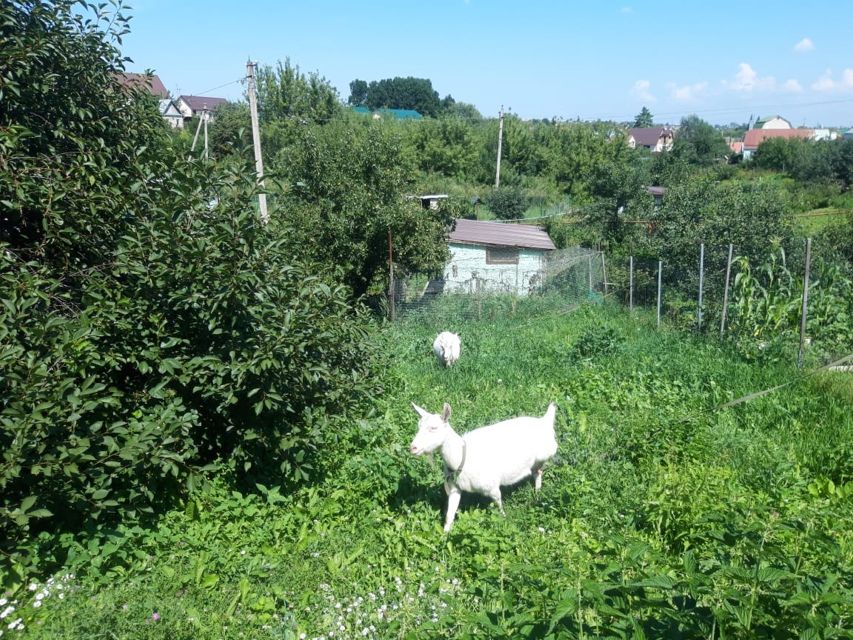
[672,114,729,166]
[363,77,441,116]
[275,119,451,297]
[256,59,341,125]
[633,106,654,128]
[348,79,368,106]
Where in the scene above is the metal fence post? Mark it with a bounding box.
[720,243,734,338]
[697,243,705,331]
[798,238,812,368]
[629,256,634,311]
[587,254,593,295]
[601,252,608,298]
[656,259,662,328]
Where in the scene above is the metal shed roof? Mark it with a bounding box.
[449,218,556,251]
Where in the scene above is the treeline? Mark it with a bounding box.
[203,61,853,297]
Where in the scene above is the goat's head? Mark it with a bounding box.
[410,402,451,455]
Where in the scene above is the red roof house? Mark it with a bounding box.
[742,128,814,158]
[117,72,169,98]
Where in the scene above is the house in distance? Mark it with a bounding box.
[439,219,556,296]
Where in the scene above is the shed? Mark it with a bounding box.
[440,219,556,296]
[407,194,449,210]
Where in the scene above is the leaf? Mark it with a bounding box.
[19,496,37,513]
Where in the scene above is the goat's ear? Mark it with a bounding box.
[411,402,428,418]
[441,403,452,422]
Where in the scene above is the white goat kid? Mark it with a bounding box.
[410,402,558,532]
[432,331,461,367]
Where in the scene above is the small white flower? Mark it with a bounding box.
[538,526,546,533]
[27,585,37,593]
[35,593,45,601]
[58,593,64,600]
[0,599,5,606]
[0,607,13,620]
[32,601,42,609]
[361,629,369,637]
[299,634,307,640]
[7,619,23,631]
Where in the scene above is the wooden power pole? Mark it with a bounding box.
[246,60,269,225]
[494,106,504,188]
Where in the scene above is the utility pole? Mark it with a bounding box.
[246,60,269,224]
[494,106,504,188]
[203,106,209,161]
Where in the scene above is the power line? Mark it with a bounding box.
[186,77,245,98]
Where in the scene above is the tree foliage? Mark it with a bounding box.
[273,119,452,298]
[1,0,376,577]
[485,186,528,220]
[256,59,341,125]
[753,137,853,186]
[672,115,729,166]
[356,76,442,116]
[633,106,654,128]
[347,79,368,106]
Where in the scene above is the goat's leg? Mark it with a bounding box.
[534,466,543,493]
[488,487,505,515]
[444,488,462,532]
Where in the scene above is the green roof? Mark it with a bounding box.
[379,108,423,120]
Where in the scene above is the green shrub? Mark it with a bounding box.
[485,186,528,220]
[0,0,378,580]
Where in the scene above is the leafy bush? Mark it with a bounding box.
[568,325,622,359]
[0,0,378,580]
[485,186,528,220]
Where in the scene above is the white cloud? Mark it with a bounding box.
[793,37,815,53]
[815,68,853,91]
[620,6,633,14]
[667,81,708,102]
[632,79,656,102]
[729,63,777,92]
[812,69,836,91]
[783,78,803,92]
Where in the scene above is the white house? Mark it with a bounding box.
[627,127,674,152]
[440,219,556,296]
[176,95,228,122]
[755,115,792,130]
[158,99,184,129]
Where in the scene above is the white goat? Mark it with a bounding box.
[432,331,461,367]
[410,402,558,532]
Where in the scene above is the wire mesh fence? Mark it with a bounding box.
[610,240,852,368]
[387,237,850,370]
[391,247,605,325]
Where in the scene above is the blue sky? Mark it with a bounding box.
[123,0,853,126]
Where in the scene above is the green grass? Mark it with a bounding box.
[10,303,853,639]
[794,207,853,235]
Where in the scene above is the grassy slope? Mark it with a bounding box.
[21,303,853,639]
